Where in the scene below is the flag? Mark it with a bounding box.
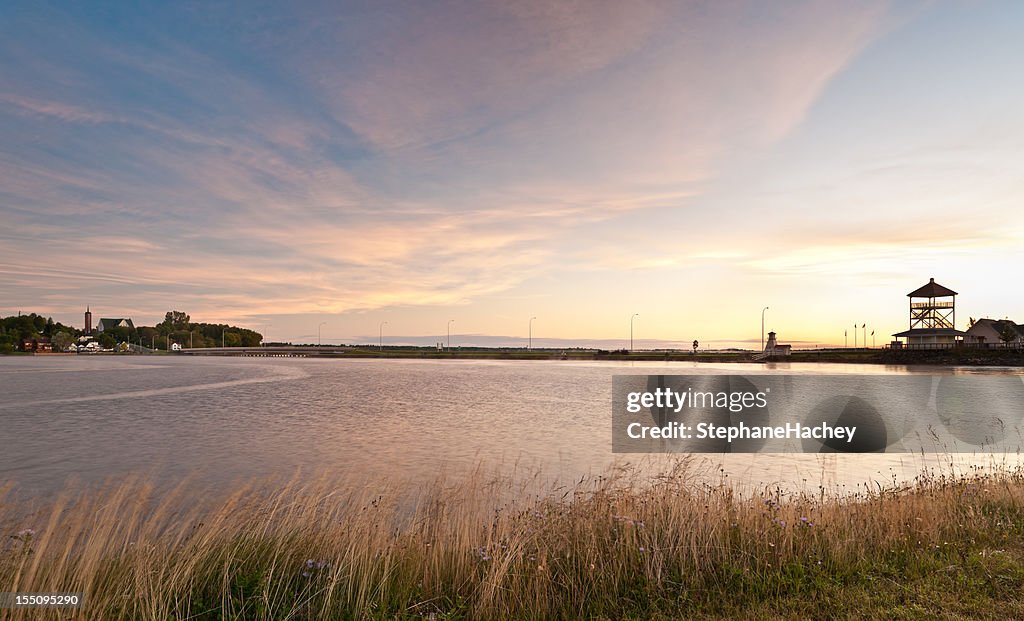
[871,330,875,335]
[862,323,866,328]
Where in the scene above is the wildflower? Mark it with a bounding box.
[306,559,315,569]
[638,546,645,552]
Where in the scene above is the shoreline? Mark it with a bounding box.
[13,347,1022,366]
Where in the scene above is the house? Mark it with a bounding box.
[965,318,1023,346]
[764,331,792,356]
[21,336,53,352]
[95,318,135,332]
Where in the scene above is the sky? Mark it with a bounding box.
[1,1,1022,349]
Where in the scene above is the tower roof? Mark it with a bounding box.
[907,278,956,298]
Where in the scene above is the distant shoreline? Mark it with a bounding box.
[14,346,1023,366]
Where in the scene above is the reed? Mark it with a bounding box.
[2,461,1023,620]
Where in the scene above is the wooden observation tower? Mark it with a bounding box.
[908,277,956,330]
[892,278,965,348]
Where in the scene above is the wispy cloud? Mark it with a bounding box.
[7,0,979,343]
[0,93,118,124]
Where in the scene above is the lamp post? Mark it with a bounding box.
[529,316,536,350]
[853,323,857,348]
[630,313,639,352]
[318,321,327,347]
[447,319,455,351]
[761,307,770,352]
[379,321,387,352]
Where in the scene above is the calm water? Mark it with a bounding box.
[1,356,1021,498]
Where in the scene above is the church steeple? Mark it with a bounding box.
[85,306,93,335]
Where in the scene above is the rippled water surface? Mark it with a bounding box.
[1,356,1021,497]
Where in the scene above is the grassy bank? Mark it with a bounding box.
[2,464,1024,620]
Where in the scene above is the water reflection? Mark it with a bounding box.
[0,356,1021,498]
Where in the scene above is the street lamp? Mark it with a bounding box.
[379,321,387,352]
[630,313,639,352]
[529,316,537,350]
[761,307,769,352]
[318,321,327,347]
[447,319,455,351]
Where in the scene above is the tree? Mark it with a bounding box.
[52,331,74,352]
[999,322,1019,344]
[137,327,158,349]
[108,326,134,345]
[98,332,117,349]
[163,311,191,331]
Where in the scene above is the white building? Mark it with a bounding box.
[764,331,791,356]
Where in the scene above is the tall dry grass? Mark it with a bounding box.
[2,460,1023,620]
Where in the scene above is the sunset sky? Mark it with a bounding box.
[2,1,1022,348]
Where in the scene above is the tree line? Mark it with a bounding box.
[0,311,262,352]
[0,313,79,353]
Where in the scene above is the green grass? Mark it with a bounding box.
[2,462,1023,620]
